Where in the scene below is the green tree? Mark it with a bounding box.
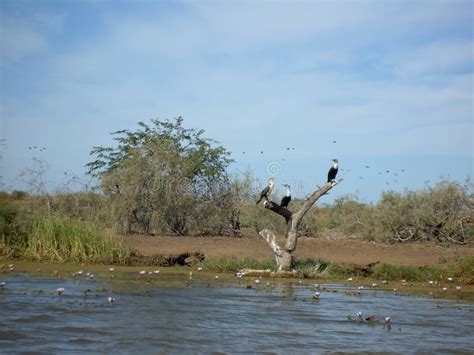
[86,117,235,235]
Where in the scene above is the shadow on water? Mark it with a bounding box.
[1,269,473,353]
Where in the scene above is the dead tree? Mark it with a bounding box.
[255,180,342,274]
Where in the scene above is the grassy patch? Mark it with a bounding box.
[1,214,132,264]
[199,258,276,273]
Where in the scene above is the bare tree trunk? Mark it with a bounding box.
[256,180,341,273]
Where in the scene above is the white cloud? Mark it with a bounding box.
[0,19,47,62]
[388,41,473,78]
[0,11,64,63]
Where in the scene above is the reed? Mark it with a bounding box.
[1,214,132,263]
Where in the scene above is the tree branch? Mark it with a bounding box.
[285,180,342,251]
[263,200,293,222]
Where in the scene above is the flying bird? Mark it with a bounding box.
[327,159,339,183]
[280,184,291,208]
[256,178,274,204]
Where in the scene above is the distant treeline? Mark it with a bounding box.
[1,118,472,250]
[1,177,472,247]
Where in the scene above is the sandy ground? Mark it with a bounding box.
[119,234,474,267]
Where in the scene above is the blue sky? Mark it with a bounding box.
[1,0,473,202]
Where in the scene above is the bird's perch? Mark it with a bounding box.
[251,179,342,273]
[263,200,293,222]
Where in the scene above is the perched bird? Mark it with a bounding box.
[256,178,274,204]
[327,159,339,183]
[280,184,291,208]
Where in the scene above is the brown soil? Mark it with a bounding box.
[119,234,474,267]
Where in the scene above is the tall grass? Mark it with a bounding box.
[1,214,132,263]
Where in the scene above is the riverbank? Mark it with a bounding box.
[119,234,474,267]
[1,259,473,302]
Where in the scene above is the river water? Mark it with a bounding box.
[1,270,473,353]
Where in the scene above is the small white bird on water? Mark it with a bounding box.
[56,287,65,296]
[109,268,115,272]
[139,270,146,275]
[313,291,321,299]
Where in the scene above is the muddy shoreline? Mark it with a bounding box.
[118,234,474,267]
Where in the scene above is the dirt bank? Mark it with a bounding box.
[119,235,474,267]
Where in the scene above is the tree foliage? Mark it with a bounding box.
[86,117,237,235]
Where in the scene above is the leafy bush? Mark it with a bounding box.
[377,180,473,244]
[86,117,238,236]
